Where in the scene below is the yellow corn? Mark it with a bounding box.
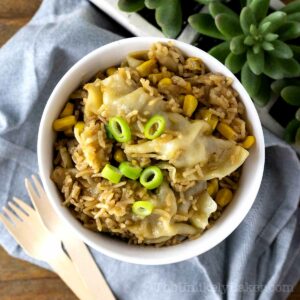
[136,59,157,77]
[186,57,202,71]
[64,127,74,137]
[217,122,238,141]
[106,67,117,76]
[185,81,192,92]
[199,109,219,131]
[74,121,85,143]
[207,178,219,197]
[158,77,172,89]
[60,102,74,118]
[83,82,102,117]
[53,116,76,131]
[216,188,233,207]
[242,135,256,149]
[183,94,198,117]
[114,149,126,163]
[148,71,172,84]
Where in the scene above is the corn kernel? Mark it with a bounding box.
[74,121,85,143]
[217,122,238,141]
[200,109,212,121]
[207,115,219,131]
[148,71,172,84]
[216,188,233,207]
[242,135,256,149]
[136,59,157,77]
[186,57,203,71]
[64,127,74,137]
[207,178,219,196]
[114,149,126,163]
[185,81,192,92]
[60,102,74,118]
[183,94,198,117]
[158,77,172,89]
[106,67,117,76]
[53,116,76,131]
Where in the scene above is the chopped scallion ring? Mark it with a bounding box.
[108,116,131,143]
[119,162,142,180]
[132,201,154,217]
[139,166,163,190]
[101,164,122,184]
[144,115,166,140]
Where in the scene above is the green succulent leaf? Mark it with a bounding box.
[278,58,300,78]
[209,2,238,18]
[284,119,300,144]
[259,22,272,34]
[287,12,300,22]
[262,41,275,51]
[194,0,219,4]
[249,0,270,22]
[281,86,300,106]
[296,127,300,145]
[252,76,271,106]
[247,49,264,75]
[230,35,247,54]
[118,0,145,12]
[270,40,293,59]
[244,36,255,46]
[281,0,300,15]
[264,54,285,79]
[296,108,300,122]
[253,44,261,54]
[240,7,256,34]
[250,24,259,36]
[289,44,300,61]
[145,0,164,9]
[241,62,262,97]
[209,41,230,63]
[225,53,245,74]
[215,13,243,38]
[271,79,300,95]
[277,21,300,41]
[264,33,279,42]
[155,0,182,38]
[188,13,224,40]
[259,11,287,33]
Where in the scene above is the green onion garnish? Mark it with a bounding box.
[144,114,166,140]
[139,166,163,190]
[132,201,154,217]
[101,164,122,184]
[119,161,142,180]
[108,116,131,143]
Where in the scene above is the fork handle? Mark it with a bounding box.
[63,237,116,300]
[47,252,95,300]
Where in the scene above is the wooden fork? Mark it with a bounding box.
[0,198,94,300]
[25,176,115,300]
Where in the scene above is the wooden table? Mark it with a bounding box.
[0,0,299,299]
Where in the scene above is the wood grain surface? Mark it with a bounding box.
[0,0,299,300]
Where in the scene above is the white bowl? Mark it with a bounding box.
[38,37,265,265]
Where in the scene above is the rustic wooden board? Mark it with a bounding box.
[0,0,298,299]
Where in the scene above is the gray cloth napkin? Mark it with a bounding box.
[0,1,299,299]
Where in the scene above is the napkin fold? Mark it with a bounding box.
[0,1,299,299]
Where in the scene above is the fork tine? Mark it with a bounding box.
[8,200,28,221]
[2,207,20,224]
[25,178,41,211]
[0,212,16,231]
[13,197,35,216]
[31,175,47,199]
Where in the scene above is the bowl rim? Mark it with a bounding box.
[38,37,265,265]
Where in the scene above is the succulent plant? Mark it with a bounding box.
[118,0,182,38]
[271,78,300,144]
[188,0,300,106]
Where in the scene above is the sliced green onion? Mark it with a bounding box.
[132,201,154,217]
[119,161,142,180]
[105,124,114,139]
[144,115,166,140]
[101,164,122,184]
[108,116,131,143]
[139,166,163,190]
